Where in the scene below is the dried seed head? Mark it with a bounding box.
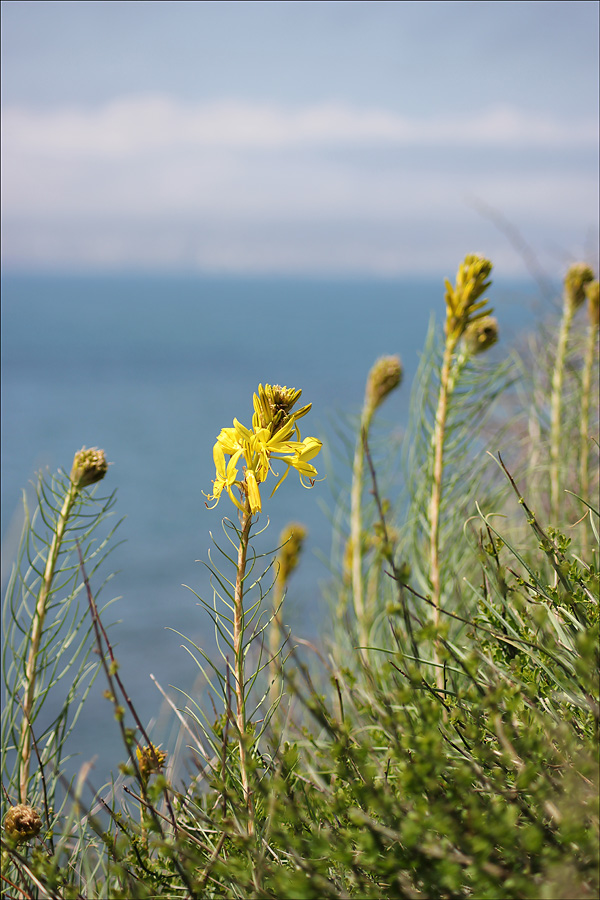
[364,355,403,420]
[462,316,499,355]
[277,523,307,586]
[564,263,594,313]
[3,804,42,843]
[585,279,599,327]
[136,744,167,782]
[70,447,108,489]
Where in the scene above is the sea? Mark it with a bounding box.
[1,270,543,788]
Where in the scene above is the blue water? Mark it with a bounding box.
[1,271,540,786]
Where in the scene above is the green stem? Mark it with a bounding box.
[351,413,373,660]
[579,319,598,556]
[550,301,575,523]
[19,479,78,802]
[269,577,284,719]
[233,506,254,835]
[429,336,458,692]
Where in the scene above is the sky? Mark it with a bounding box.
[1,0,598,277]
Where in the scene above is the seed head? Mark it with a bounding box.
[364,355,403,421]
[564,263,594,313]
[70,447,108,489]
[277,524,307,586]
[3,804,42,843]
[585,279,599,328]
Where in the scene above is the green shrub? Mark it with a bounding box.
[2,256,598,899]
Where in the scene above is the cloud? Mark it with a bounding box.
[1,95,597,274]
[3,95,597,160]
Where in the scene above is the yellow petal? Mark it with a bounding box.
[213,441,227,478]
[297,437,322,463]
[233,418,253,441]
[245,469,262,513]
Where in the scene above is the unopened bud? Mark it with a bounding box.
[253,383,308,432]
[585,279,599,328]
[3,804,42,843]
[445,254,493,341]
[70,447,108,489]
[364,355,403,420]
[564,263,594,313]
[462,316,498,355]
[277,524,307,586]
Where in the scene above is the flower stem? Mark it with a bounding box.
[269,580,284,718]
[233,506,254,834]
[19,480,78,802]
[550,301,575,523]
[350,418,371,659]
[579,315,599,556]
[429,336,457,692]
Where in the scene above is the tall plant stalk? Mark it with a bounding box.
[203,383,322,834]
[18,448,108,802]
[19,481,77,801]
[350,357,402,658]
[549,263,594,522]
[428,256,496,689]
[269,523,306,715]
[428,337,456,644]
[579,279,599,556]
[233,507,253,831]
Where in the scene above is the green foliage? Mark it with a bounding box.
[1,465,121,811]
[402,315,515,607]
[2,256,598,899]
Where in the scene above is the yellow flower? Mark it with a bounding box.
[136,744,167,782]
[269,435,323,495]
[205,384,322,515]
[207,442,243,510]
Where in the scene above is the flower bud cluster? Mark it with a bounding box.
[462,316,499,355]
[364,356,403,421]
[564,263,594,313]
[3,804,42,843]
[584,279,599,327]
[277,523,307,586]
[70,447,108,489]
[444,254,493,344]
